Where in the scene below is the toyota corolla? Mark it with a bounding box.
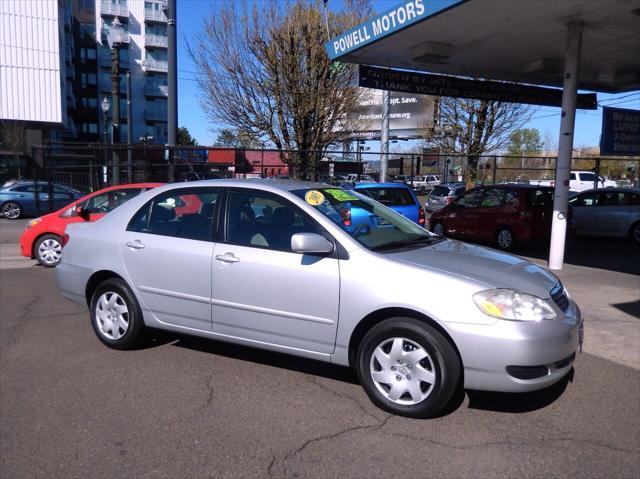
[56,180,582,418]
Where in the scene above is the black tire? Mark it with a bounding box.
[630,221,640,244]
[356,317,461,418]
[89,278,146,350]
[1,201,22,219]
[432,221,445,237]
[34,234,62,267]
[496,227,515,251]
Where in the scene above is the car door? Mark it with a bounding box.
[52,186,77,209]
[595,191,634,237]
[121,187,220,330]
[211,188,340,354]
[569,191,599,235]
[445,189,483,238]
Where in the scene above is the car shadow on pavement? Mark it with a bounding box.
[515,237,640,276]
[168,333,360,384]
[466,369,574,413]
[612,300,640,319]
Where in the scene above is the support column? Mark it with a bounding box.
[111,47,121,185]
[549,22,583,270]
[126,71,133,183]
[380,90,390,182]
[167,0,177,183]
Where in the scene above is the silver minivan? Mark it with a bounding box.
[57,180,582,418]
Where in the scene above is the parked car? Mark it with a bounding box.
[530,171,617,192]
[568,188,640,243]
[428,184,555,250]
[424,183,466,213]
[350,182,425,226]
[57,179,581,418]
[344,173,374,183]
[0,181,84,219]
[410,175,441,194]
[20,183,162,267]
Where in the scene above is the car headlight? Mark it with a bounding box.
[473,289,556,322]
[26,218,42,229]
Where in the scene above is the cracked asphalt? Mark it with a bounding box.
[1,217,639,478]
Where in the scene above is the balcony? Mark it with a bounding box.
[145,110,167,121]
[144,8,167,23]
[142,58,168,72]
[101,1,129,18]
[144,84,168,97]
[145,34,168,49]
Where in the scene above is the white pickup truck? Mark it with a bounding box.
[409,175,441,194]
[530,171,617,192]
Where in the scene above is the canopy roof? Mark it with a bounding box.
[326,0,640,93]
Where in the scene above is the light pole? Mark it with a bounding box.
[101,97,110,187]
[107,17,127,185]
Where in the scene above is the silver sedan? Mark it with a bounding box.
[56,180,582,418]
[569,187,640,242]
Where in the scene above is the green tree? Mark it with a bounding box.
[506,128,543,156]
[177,126,198,146]
[189,0,371,179]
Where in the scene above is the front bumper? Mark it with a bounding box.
[446,301,582,393]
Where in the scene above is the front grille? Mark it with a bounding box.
[550,282,569,311]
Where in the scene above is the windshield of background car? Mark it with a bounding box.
[292,188,439,251]
[355,187,415,206]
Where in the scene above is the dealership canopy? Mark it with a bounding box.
[325,0,640,270]
[326,0,640,93]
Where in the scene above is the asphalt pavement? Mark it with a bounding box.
[0,216,639,478]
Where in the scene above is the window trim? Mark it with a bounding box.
[126,186,222,242]
[220,187,344,258]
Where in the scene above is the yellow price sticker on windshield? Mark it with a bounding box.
[305,190,325,206]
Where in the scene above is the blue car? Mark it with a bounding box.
[347,182,426,227]
[0,181,84,219]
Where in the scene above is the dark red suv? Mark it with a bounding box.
[427,185,554,250]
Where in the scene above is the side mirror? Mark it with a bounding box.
[76,206,90,221]
[291,233,334,255]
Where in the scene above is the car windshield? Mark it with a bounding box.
[292,188,440,251]
[355,187,415,206]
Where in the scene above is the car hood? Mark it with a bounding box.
[387,239,559,299]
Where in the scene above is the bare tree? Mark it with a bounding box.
[189,0,371,178]
[433,98,532,185]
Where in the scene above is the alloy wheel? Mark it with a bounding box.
[2,202,21,219]
[497,229,513,249]
[95,292,130,340]
[369,337,436,405]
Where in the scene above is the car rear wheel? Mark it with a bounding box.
[496,227,515,251]
[356,317,461,418]
[34,234,62,267]
[2,202,22,219]
[630,222,640,244]
[90,278,146,350]
[432,221,445,236]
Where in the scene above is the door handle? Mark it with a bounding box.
[215,253,239,263]
[125,240,145,250]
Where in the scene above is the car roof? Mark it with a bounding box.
[170,178,331,192]
[475,183,554,190]
[572,187,640,194]
[354,182,412,189]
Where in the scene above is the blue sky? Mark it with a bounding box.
[176,0,640,149]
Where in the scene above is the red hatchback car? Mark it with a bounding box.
[427,184,554,250]
[20,183,162,267]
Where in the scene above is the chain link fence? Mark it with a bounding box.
[18,142,640,215]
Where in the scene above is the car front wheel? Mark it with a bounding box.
[90,278,146,350]
[357,317,461,418]
[34,234,62,267]
[496,227,515,251]
[630,222,640,244]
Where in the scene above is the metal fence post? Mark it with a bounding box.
[492,156,497,184]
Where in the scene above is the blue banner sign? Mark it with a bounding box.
[325,0,465,60]
[600,107,640,156]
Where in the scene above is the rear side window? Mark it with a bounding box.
[356,187,416,206]
[128,188,219,241]
[579,173,599,182]
[456,189,483,208]
[12,185,37,192]
[528,189,553,208]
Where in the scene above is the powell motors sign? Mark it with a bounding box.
[325,0,464,60]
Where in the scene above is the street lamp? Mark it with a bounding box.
[101,97,110,142]
[107,17,127,185]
